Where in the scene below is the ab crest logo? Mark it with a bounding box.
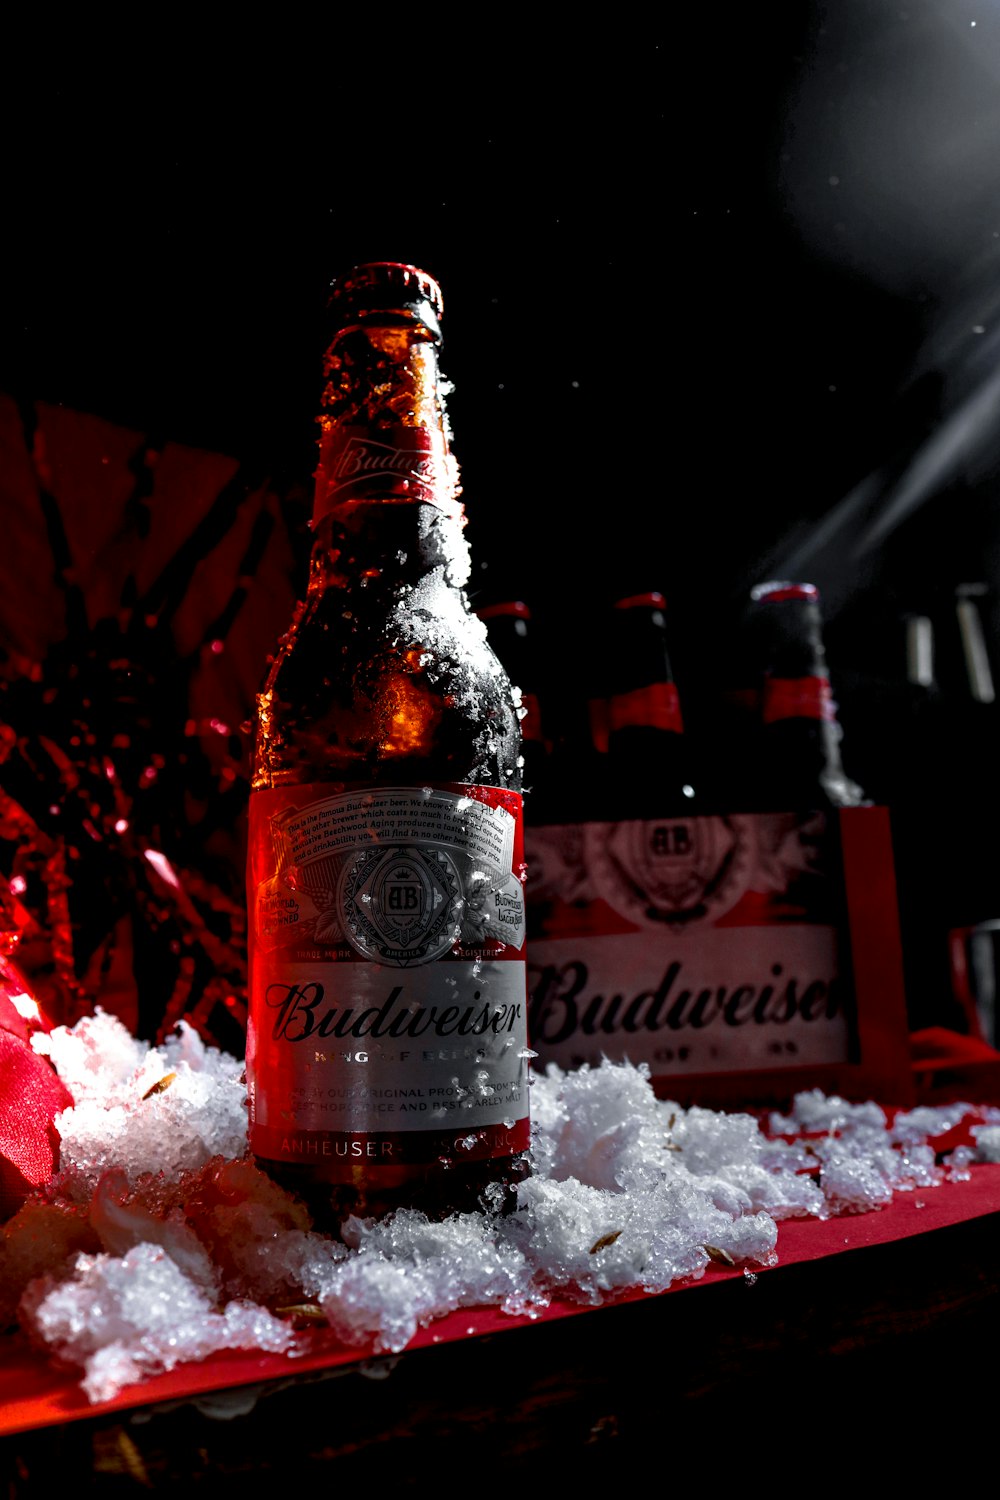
[585,814,757,929]
[338,844,463,966]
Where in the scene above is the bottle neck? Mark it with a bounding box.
[754,596,836,727]
[607,682,684,739]
[308,315,470,594]
[760,674,835,726]
[604,597,698,811]
[312,320,463,528]
[478,607,547,752]
[606,597,685,741]
[750,595,864,807]
[307,501,472,597]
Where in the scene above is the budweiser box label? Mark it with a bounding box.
[525,805,913,1109]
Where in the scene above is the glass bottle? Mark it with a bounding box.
[246,262,531,1229]
[475,599,550,812]
[604,590,699,817]
[745,580,864,811]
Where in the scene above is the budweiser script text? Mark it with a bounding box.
[528,956,843,1044]
[264,981,524,1043]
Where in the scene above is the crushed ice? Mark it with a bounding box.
[4,1009,1000,1403]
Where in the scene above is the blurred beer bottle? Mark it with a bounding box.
[884,603,962,1033]
[245,261,531,1229]
[476,599,551,815]
[603,591,700,817]
[744,580,865,812]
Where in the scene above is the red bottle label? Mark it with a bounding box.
[761,675,835,723]
[607,681,684,735]
[313,424,463,523]
[246,782,530,1167]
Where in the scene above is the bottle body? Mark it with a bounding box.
[744,580,864,812]
[245,264,530,1227]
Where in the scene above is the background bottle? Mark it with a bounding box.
[743,580,865,812]
[603,590,699,818]
[246,262,530,1229]
[476,599,550,818]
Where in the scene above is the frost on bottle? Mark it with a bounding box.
[246,262,530,1227]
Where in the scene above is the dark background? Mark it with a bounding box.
[2,3,1000,1032]
[4,7,1000,673]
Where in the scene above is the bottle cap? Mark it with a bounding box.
[476,600,531,621]
[328,262,444,336]
[613,591,666,610]
[750,580,819,604]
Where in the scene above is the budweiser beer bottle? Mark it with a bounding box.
[246,262,531,1228]
[604,591,698,816]
[746,580,864,810]
[476,600,550,810]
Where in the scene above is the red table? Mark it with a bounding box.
[3,1158,1000,1485]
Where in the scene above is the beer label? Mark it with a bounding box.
[607,681,684,735]
[761,675,835,724]
[313,424,463,524]
[246,783,530,1166]
[525,810,854,1080]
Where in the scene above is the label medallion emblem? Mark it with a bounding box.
[338,844,463,965]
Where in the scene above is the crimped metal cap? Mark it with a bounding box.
[328,261,444,335]
[750,580,820,604]
[476,600,531,622]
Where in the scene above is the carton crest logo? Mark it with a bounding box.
[586,815,756,929]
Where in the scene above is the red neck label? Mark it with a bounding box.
[314,424,463,524]
[762,675,835,724]
[608,682,683,736]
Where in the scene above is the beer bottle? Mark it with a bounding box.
[745,580,864,811]
[604,591,698,817]
[246,262,531,1229]
[883,605,960,1033]
[475,600,550,812]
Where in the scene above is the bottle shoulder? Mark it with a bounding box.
[253,581,522,793]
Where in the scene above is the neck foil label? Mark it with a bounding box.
[761,675,835,723]
[313,424,464,524]
[608,681,684,735]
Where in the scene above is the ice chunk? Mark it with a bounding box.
[20,1242,297,1403]
[319,1209,537,1352]
[31,1009,148,1102]
[45,1022,248,1199]
[972,1124,1000,1163]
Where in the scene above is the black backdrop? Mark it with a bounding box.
[3,3,1000,1031]
[4,7,1000,664]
